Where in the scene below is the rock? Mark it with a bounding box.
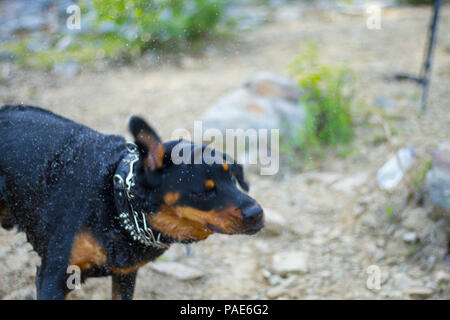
[403,232,418,243]
[260,268,272,280]
[433,270,450,284]
[332,172,369,193]
[406,287,434,299]
[201,72,305,160]
[270,251,309,275]
[261,208,288,236]
[245,72,302,102]
[202,87,279,132]
[268,274,283,286]
[427,141,450,210]
[376,148,415,190]
[149,261,205,281]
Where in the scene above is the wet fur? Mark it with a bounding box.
[0,105,263,300]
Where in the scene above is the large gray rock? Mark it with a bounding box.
[202,72,305,137]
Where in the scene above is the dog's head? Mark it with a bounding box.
[129,116,264,242]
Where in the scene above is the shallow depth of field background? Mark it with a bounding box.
[0,0,449,300]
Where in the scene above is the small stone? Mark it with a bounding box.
[261,208,287,236]
[149,261,204,281]
[260,269,271,279]
[434,270,450,284]
[403,232,418,243]
[407,287,434,299]
[268,274,283,286]
[270,251,309,275]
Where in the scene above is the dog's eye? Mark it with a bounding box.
[190,186,216,200]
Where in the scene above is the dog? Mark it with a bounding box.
[0,105,264,300]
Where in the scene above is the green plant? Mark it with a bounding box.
[89,0,228,50]
[0,0,231,69]
[285,43,354,162]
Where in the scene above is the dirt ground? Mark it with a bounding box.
[0,5,449,299]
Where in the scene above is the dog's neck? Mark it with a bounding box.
[113,143,169,249]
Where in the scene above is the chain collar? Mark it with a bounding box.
[113,142,169,249]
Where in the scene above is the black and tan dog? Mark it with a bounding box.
[0,105,264,300]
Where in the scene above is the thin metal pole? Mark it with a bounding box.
[420,0,442,114]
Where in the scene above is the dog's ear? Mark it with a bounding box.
[231,164,249,192]
[129,116,165,171]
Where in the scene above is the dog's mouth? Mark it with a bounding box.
[242,221,265,235]
[149,205,264,241]
[206,216,264,236]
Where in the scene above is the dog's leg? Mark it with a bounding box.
[36,238,74,300]
[36,263,70,300]
[111,271,138,300]
[0,176,9,228]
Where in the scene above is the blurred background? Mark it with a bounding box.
[0,0,449,299]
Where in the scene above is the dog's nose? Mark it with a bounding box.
[242,204,264,222]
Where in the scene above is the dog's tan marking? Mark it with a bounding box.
[222,163,229,171]
[70,232,107,271]
[149,205,243,241]
[137,131,165,170]
[149,210,213,241]
[204,179,215,189]
[155,144,165,168]
[164,192,180,206]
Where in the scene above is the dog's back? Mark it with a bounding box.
[0,105,126,252]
